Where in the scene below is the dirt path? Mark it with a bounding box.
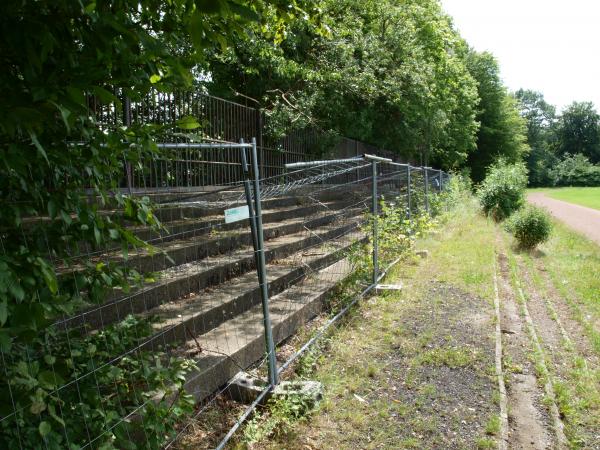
[527,192,600,245]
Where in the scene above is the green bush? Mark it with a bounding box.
[477,160,528,221]
[549,153,600,187]
[505,206,552,250]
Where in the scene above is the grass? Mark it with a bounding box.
[505,217,600,447]
[529,187,600,211]
[224,195,600,449]
[231,198,500,449]
[538,220,600,353]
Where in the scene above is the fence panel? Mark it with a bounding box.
[2,82,452,449]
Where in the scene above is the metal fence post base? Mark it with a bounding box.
[372,160,379,285]
[241,138,279,387]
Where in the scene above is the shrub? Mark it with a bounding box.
[549,153,600,187]
[505,206,552,250]
[477,160,528,221]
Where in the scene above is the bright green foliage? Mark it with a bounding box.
[207,0,480,169]
[515,89,557,187]
[505,206,552,250]
[549,153,600,187]
[465,52,529,183]
[477,160,528,221]
[0,315,197,449]
[555,102,600,163]
[0,1,312,448]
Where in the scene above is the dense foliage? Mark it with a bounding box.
[465,52,529,183]
[514,89,557,186]
[206,0,482,169]
[0,0,311,448]
[505,206,552,250]
[549,153,600,187]
[515,91,600,187]
[477,160,528,221]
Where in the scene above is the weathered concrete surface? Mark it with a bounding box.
[181,258,353,402]
[225,371,323,406]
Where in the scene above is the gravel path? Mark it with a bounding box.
[527,192,600,246]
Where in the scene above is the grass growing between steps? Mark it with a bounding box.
[231,199,501,449]
[535,221,600,352]
[503,221,600,447]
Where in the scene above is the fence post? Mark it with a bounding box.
[244,137,278,386]
[372,160,379,285]
[407,165,411,220]
[424,167,429,214]
[123,96,133,194]
[439,168,443,192]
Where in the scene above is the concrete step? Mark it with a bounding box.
[138,230,365,352]
[151,186,358,223]
[112,207,363,274]
[179,258,353,402]
[62,202,364,275]
[60,213,365,331]
[129,199,356,244]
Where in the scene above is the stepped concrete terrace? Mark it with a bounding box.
[57,184,372,406]
[58,187,370,331]
[180,257,355,402]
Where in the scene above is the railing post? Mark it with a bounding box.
[372,160,379,285]
[242,138,278,386]
[123,96,133,194]
[407,165,411,220]
[424,167,429,214]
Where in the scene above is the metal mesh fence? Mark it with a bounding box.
[1,88,450,449]
[167,148,451,448]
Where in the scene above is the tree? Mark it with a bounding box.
[515,89,557,186]
[0,1,312,447]
[555,101,600,163]
[465,51,529,183]
[206,0,480,169]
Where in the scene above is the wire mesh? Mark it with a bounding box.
[2,84,451,449]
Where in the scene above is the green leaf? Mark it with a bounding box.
[50,101,72,134]
[94,225,101,245]
[229,3,259,21]
[37,259,58,295]
[47,199,57,219]
[8,280,25,302]
[38,370,64,388]
[0,331,10,352]
[29,132,49,164]
[0,300,6,325]
[92,86,120,106]
[175,116,201,130]
[150,74,162,84]
[38,421,51,437]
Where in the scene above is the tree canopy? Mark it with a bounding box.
[555,101,600,163]
[206,0,481,169]
[464,51,529,183]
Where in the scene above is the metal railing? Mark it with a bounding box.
[1,114,449,448]
[188,143,450,449]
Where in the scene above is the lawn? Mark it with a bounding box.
[530,187,600,211]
